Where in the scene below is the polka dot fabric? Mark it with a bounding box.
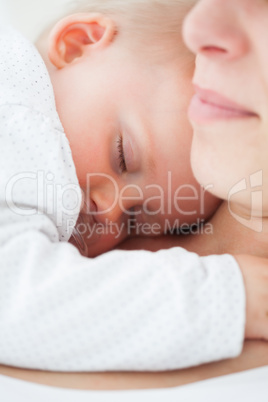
[0,25,246,371]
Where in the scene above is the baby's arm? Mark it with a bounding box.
[0,224,246,371]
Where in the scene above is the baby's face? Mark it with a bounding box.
[45,23,219,255]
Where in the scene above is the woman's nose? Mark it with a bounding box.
[183,0,249,61]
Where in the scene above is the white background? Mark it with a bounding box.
[0,0,74,41]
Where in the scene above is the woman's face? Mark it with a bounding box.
[183,0,268,213]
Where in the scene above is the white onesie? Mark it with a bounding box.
[0,25,246,372]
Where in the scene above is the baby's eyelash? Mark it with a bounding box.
[117,136,127,173]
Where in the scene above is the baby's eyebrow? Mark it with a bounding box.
[127,120,156,177]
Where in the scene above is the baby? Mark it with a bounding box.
[37,0,219,258]
[0,0,267,372]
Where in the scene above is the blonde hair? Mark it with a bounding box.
[37,0,195,65]
[70,0,194,33]
[68,0,195,59]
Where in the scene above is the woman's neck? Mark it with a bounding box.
[177,201,268,258]
[200,202,268,257]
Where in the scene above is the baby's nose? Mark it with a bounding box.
[87,181,143,226]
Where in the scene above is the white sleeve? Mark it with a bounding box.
[0,219,246,371]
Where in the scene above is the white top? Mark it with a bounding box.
[0,25,246,372]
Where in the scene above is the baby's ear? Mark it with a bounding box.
[48,13,116,68]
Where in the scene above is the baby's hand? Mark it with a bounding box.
[235,255,268,341]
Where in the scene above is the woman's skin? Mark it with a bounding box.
[182,0,268,259]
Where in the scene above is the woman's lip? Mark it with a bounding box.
[188,85,258,124]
